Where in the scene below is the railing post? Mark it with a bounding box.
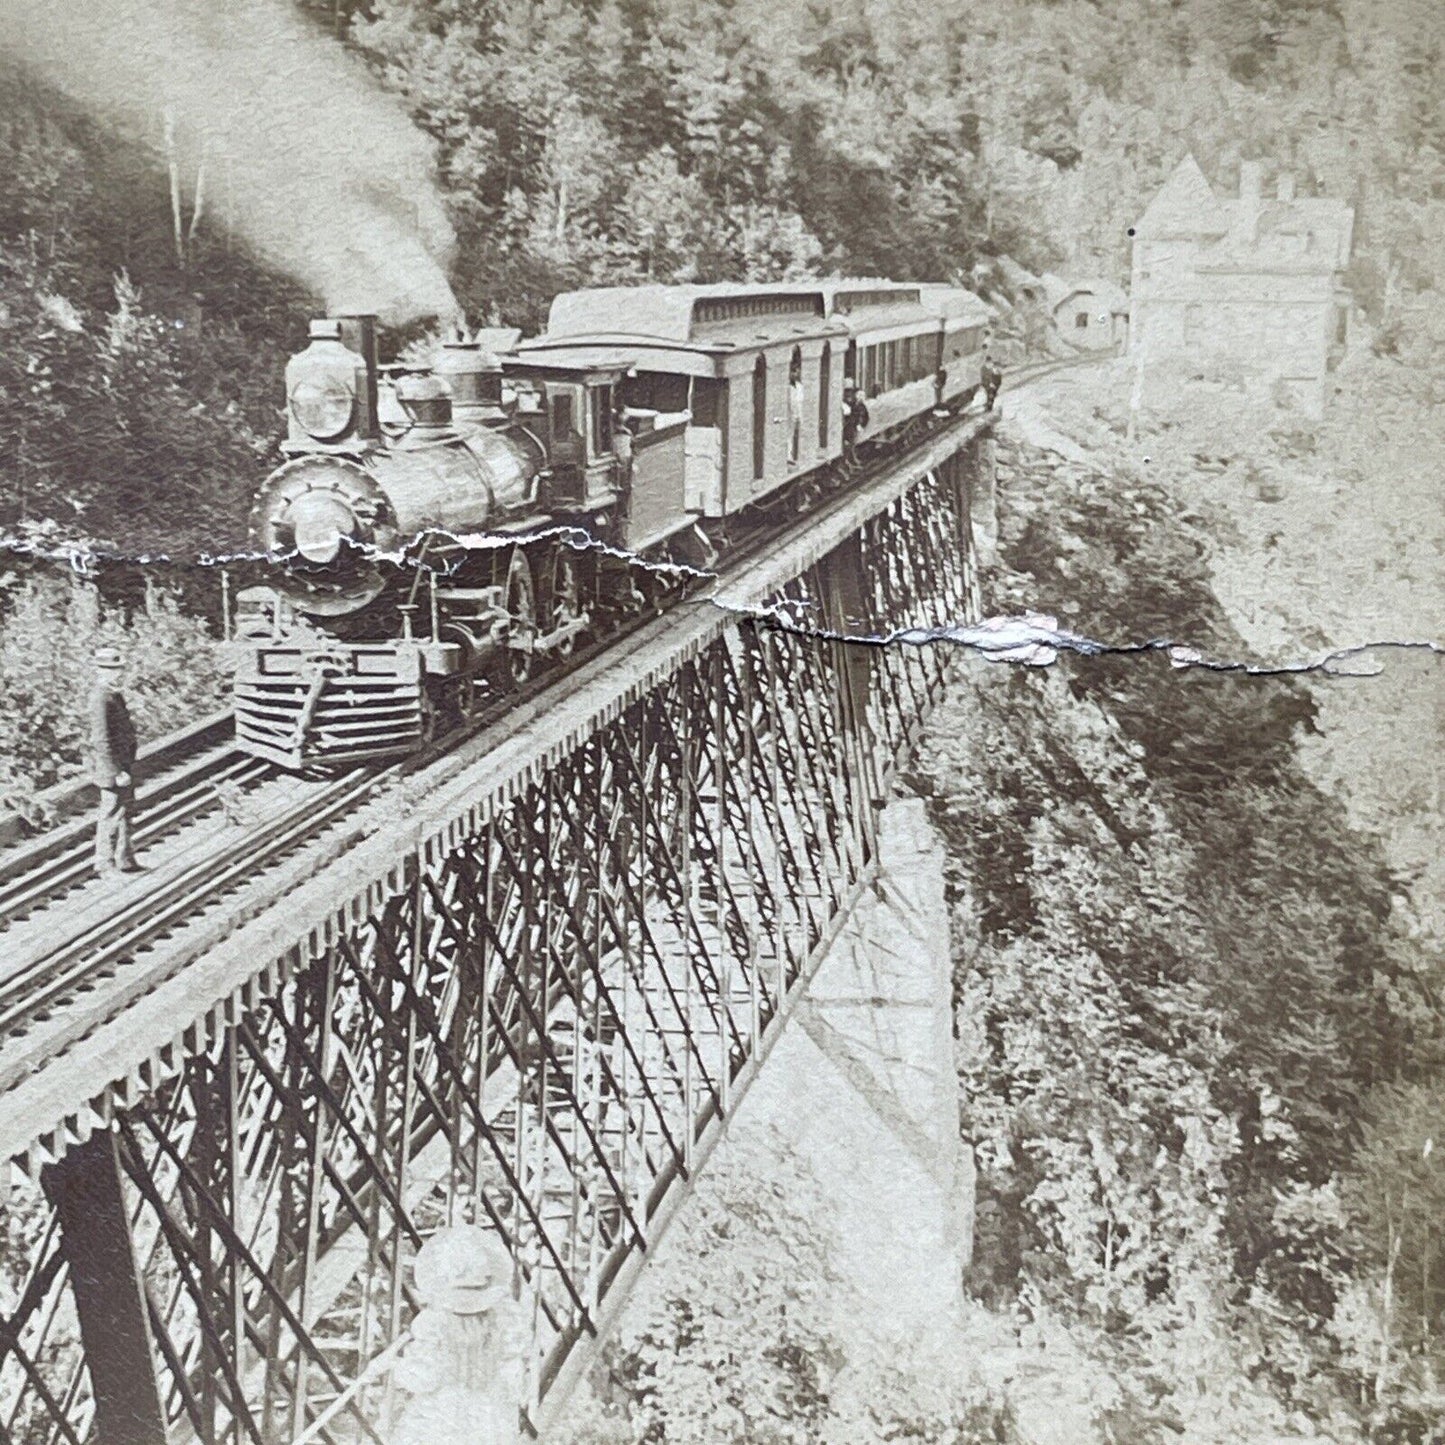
[41,1130,169,1445]
[817,536,882,866]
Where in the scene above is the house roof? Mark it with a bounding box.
[1135,155,1353,270]
[1136,156,1228,238]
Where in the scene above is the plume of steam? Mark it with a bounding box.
[4,0,459,326]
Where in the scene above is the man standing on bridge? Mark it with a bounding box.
[92,646,140,875]
[841,377,868,472]
[980,351,1004,411]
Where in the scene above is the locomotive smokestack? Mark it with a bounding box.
[336,315,380,441]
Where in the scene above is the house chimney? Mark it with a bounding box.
[1233,161,1264,246]
[1277,171,1296,202]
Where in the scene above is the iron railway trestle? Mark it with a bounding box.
[0,416,995,1445]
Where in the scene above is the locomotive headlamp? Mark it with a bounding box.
[289,491,357,564]
[289,376,355,442]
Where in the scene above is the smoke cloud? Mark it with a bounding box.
[4,0,458,325]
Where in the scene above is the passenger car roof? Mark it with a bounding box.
[547,285,832,344]
[537,281,995,356]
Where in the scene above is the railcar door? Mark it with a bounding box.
[684,377,725,516]
[546,383,586,504]
[588,382,614,459]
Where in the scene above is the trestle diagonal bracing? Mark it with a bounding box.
[0,421,991,1444]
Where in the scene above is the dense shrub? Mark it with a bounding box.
[0,565,224,807]
[554,1119,1019,1445]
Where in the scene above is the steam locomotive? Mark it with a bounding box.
[233,282,994,769]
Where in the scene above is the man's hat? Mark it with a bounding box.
[96,646,124,670]
[412,1226,512,1315]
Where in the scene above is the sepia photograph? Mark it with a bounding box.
[0,0,1440,1441]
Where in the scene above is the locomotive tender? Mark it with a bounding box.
[233,282,993,770]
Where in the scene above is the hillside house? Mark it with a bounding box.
[1041,274,1129,351]
[1129,156,1353,416]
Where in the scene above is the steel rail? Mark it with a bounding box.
[0,605,681,1048]
[0,710,236,849]
[0,765,393,1039]
[0,751,272,929]
[1003,348,1118,389]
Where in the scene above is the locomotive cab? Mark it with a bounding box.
[503,361,627,511]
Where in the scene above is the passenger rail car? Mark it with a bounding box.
[232,281,995,770]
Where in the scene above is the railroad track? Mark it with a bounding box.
[0,361,1097,1046]
[0,718,265,929]
[0,709,237,846]
[0,400,973,1050]
[0,346,1092,924]
[0,354,1086,938]
[1004,349,1117,390]
[0,569,706,1052]
[0,765,387,1038]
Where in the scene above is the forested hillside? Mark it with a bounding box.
[0,0,1440,554]
[349,0,1444,327]
[0,6,1440,1437]
[918,430,1445,1435]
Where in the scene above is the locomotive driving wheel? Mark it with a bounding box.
[504,547,537,687]
[551,548,584,660]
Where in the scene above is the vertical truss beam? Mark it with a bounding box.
[40,1131,168,1445]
